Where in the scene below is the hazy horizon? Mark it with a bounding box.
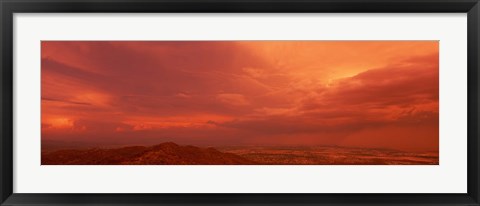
[41,139,439,153]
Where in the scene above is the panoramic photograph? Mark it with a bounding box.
[41,41,439,165]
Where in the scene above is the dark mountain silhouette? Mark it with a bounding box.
[42,142,257,165]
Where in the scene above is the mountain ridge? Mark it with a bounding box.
[42,142,257,165]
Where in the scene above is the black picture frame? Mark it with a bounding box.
[1,0,479,205]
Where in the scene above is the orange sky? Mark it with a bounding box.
[41,41,439,151]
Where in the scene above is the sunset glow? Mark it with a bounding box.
[41,41,439,163]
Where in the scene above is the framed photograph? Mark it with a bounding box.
[1,0,479,205]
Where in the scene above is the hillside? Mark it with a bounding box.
[42,142,257,165]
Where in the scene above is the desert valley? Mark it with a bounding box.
[42,142,438,165]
